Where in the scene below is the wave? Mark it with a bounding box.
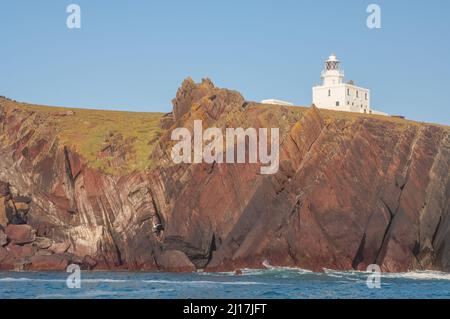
[231,265,450,282]
[1,269,449,285]
[82,279,128,283]
[322,268,450,281]
[196,271,236,276]
[0,277,272,285]
[262,260,313,273]
[383,271,450,281]
[142,279,271,285]
[0,277,65,282]
[227,260,314,277]
[0,277,128,283]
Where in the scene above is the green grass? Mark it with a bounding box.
[1,98,164,174]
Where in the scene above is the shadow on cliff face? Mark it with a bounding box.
[0,80,449,273]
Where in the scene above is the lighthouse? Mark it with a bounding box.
[312,53,387,115]
[321,53,344,86]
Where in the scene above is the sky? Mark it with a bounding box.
[0,0,449,125]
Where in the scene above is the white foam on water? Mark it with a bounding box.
[0,277,65,282]
[0,276,279,286]
[323,268,450,281]
[79,290,125,297]
[238,260,314,276]
[0,277,30,282]
[323,268,364,275]
[323,273,343,278]
[143,279,272,285]
[0,277,128,283]
[82,279,128,283]
[382,271,450,281]
[196,271,236,276]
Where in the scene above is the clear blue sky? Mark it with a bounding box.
[1,0,449,124]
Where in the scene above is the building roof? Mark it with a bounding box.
[261,99,294,106]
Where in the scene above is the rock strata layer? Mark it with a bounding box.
[0,79,449,272]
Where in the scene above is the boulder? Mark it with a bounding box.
[33,237,53,249]
[0,246,19,270]
[157,250,196,272]
[6,243,36,259]
[28,254,71,271]
[5,224,36,244]
[49,241,71,254]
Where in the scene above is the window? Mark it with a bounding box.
[336,101,340,106]
[356,91,359,98]
[328,90,331,97]
[347,88,350,95]
[347,101,349,105]
[365,93,368,100]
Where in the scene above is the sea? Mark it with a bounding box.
[0,267,449,299]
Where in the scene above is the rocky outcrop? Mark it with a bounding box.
[157,250,196,272]
[5,224,35,245]
[0,79,449,272]
[171,77,244,122]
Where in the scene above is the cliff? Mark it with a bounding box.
[0,78,449,272]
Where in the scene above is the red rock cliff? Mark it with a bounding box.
[0,78,449,272]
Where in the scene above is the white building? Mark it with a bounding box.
[261,99,293,106]
[312,54,387,115]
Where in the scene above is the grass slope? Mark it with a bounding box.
[1,98,164,174]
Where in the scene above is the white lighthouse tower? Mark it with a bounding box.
[312,53,387,115]
[321,53,344,86]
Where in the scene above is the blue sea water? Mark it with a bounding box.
[0,267,449,299]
